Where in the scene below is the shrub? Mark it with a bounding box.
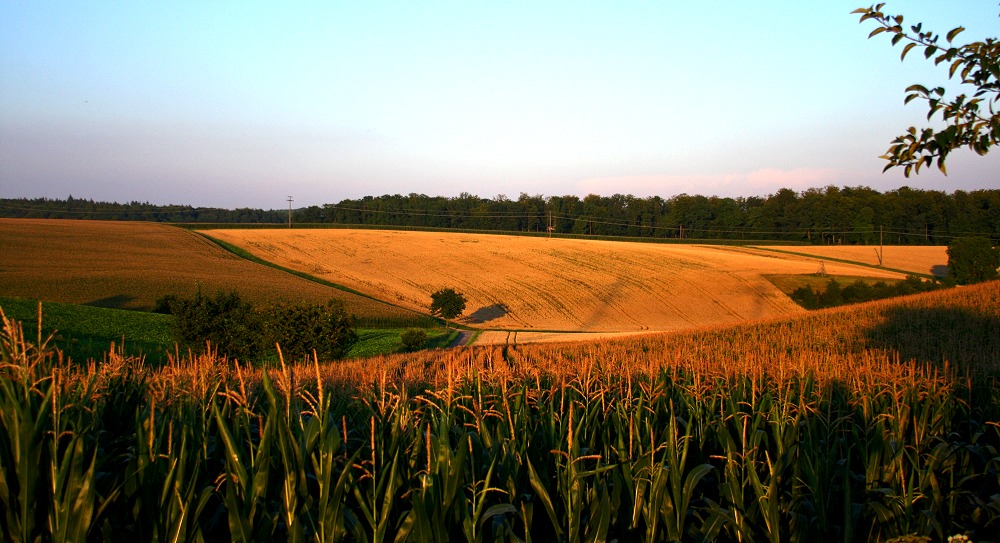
[261,300,357,362]
[819,278,843,307]
[841,280,874,304]
[171,289,262,360]
[790,276,945,310]
[170,291,357,362]
[399,328,428,352]
[791,286,819,309]
[151,294,178,315]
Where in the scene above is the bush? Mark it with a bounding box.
[841,280,874,304]
[262,300,357,362]
[819,278,844,307]
[790,276,945,310]
[791,286,819,309]
[169,290,357,362]
[171,290,262,360]
[151,294,178,315]
[400,328,428,352]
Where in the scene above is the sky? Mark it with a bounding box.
[2,1,998,210]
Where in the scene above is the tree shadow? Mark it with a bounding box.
[864,305,1000,372]
[84,294,135,309]
[931,264,949,278]
[464,303,508,324]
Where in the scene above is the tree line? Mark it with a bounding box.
[3,186,999,244]
[0,195,286,224]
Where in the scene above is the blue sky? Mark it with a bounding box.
[2,1,998,209]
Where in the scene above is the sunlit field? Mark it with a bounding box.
[754,245,948,277]
[0,219,417,324]
[205,228,909,333]
[3,279,998,542]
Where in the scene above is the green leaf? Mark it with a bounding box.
[478,504,518,531]
[937,157,948,175]
[526,457,564,538]
[900,42,917,61]
[946,26,965,43]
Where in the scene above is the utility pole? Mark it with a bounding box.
[880,225,884,265]
[875,225,884,266]
[287,196,293,228]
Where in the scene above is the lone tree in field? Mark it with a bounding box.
[854,4,999,176]
[430,288,467,326]
[947,236,1000,285]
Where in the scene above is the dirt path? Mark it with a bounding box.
[449,330,475,348]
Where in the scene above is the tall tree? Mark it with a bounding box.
[429,288,467,327]
[947,236,1000,285]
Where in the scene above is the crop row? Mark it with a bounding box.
[2,307,999,543]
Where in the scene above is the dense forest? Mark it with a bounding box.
[3,186,999,244]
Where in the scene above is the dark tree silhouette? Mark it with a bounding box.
[430,288,467,326]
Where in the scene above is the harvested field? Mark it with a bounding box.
[0,219,414,322]
[206,228,908,332]
[754,245,948,277]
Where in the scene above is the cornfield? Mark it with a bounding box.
[2,281,999,542]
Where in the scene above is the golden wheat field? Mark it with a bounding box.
[145,279,1000,396]
[0,219,412,320]
[754,245,948,277]
[205,228,910,333]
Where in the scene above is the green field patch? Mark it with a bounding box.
[347,327,457,358]
[764,274,902,297]
[0,296,175,364]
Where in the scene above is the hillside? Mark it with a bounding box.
[327,277,1000,385]
[0,219,417,324]
[754,244,948,277]
[205,228,910,333]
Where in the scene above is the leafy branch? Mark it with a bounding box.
[854,3,999,176]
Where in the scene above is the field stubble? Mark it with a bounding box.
[206,229,909,335]
[0,219,414,324]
